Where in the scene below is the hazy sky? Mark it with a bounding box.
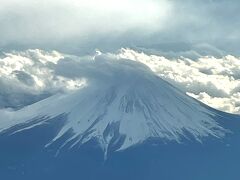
[0,0,239,56]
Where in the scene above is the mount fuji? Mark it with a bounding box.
[0,56,239,180]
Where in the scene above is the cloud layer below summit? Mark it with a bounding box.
[119,49,240,114]
[0,49,239,114]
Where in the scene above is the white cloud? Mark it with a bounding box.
[0,48,239,114]
[0,49,85,108]
[187,92,240,114]
[117,48,240,114]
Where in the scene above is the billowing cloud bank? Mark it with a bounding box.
[117,49,240,114]
[0,50,85,108]
[0,49,239,114]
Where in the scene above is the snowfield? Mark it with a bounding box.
[0,55,227,155]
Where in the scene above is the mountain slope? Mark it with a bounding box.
[0,58,227,154]
[0,57,239,180]
[0,109,239,180]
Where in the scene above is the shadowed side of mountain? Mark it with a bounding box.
[0,113,239,180]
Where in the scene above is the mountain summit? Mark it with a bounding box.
[0,57,226,155]
[0,56,239,180]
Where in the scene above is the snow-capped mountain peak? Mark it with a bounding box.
[0,57,226,155]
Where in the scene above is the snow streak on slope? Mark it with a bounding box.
[0,56,226,154]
